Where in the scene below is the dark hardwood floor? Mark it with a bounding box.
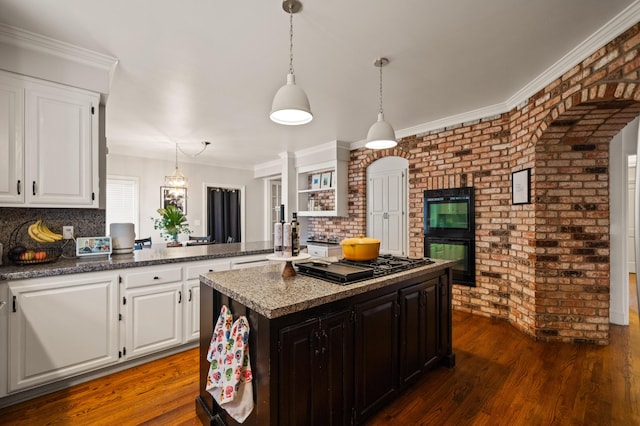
[1,277,638,425]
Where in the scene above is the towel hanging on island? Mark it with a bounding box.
[206,305,254,423]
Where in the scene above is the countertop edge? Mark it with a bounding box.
[201,260,456,319]
[0,242,274,281]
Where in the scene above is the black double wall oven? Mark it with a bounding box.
[424,186,475,286]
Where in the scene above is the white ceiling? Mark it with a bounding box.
[0,0,638,169]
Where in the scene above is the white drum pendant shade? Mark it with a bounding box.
[270,73,313,125]
[365,112,397,149]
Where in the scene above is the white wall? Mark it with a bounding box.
[106,154,265,243]
[609,117,639,325]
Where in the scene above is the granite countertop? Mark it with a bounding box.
[201,258,454,319]
[0,241,274,281]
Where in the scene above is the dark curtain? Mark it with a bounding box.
[207,188,241,243]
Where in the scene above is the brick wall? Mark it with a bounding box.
[308,23,640,345]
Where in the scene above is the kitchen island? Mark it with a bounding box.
[197,259,455,426]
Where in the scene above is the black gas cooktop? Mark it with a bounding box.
[296,254,435,284]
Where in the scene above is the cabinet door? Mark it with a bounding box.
[124,282,183,359]
[278,311,352,426]
[317,310,353,426]
[398,282,424,384]
[184,279,200,342]
[399,278,441,385]
[24,81,98,207]
[0,283,8,397]
[354,292,398,421]
[279,317,318,426]
[8,273,119,392]
[0,74,24,204]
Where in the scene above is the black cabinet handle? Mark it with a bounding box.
[314,331,321,356]
[153,276,159,280]
[188,289,192,302]
[178,290,182,304]
[17,180,21,195]
[32,181,36,196]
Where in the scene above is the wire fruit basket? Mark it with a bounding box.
[7,221,62,266]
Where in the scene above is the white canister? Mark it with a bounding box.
[110,223,135,255]
[274,222,283,256]
[283,223,292,257]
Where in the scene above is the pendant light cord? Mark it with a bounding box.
[176,141,210,158]
[379,63,384,114]
[288,3,294,75]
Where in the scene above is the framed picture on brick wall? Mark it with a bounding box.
[512,168,531,205]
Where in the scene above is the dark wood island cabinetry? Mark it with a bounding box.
[196,260,455,425]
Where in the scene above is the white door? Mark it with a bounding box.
[0,73,24,204]
[367,157,408,256]
[8,273,119,392]
[24,81,98,207]
[124,282,183,359]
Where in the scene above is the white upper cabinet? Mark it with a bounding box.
[0,70,99,208]
[0,73,24,204]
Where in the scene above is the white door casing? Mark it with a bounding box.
[628,165,636,273]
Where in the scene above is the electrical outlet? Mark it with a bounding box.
[62,226,74,239]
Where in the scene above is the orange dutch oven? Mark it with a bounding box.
[340,235,381,261]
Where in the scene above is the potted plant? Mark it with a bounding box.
[152,205,191,247]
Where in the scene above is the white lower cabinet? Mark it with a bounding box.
[0,253,269,399]
[230,254,270,269]
[184,280,200,342]
[183,259,230,343]
[7,272,119,392]
[122,265,183,359]
[0,283,9,397]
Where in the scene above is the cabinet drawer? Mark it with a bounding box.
[231,254,269,269]
[123,266,182,288]
[308,246,327,258]
[307,244,342,258]
[185,260,231,280]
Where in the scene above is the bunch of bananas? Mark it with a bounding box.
[28,220,63,243]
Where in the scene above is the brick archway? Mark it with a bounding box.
[522,96,640,343]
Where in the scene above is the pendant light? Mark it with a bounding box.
[165,144,187,188]
[270,0,313,126]
[365,57,397,149]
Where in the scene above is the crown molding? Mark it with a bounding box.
[0,22,117,71]
[351,0,640,151]
[505,0,640,108]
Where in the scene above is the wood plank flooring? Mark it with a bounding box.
[1,277,638,425]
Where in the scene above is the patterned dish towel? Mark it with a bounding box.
[206,305,254,423]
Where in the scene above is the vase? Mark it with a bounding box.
[166,234,181,247]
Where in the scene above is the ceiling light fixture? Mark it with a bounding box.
[165,144,188,188]
[365,57,397,149]
[270,0,313,126]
